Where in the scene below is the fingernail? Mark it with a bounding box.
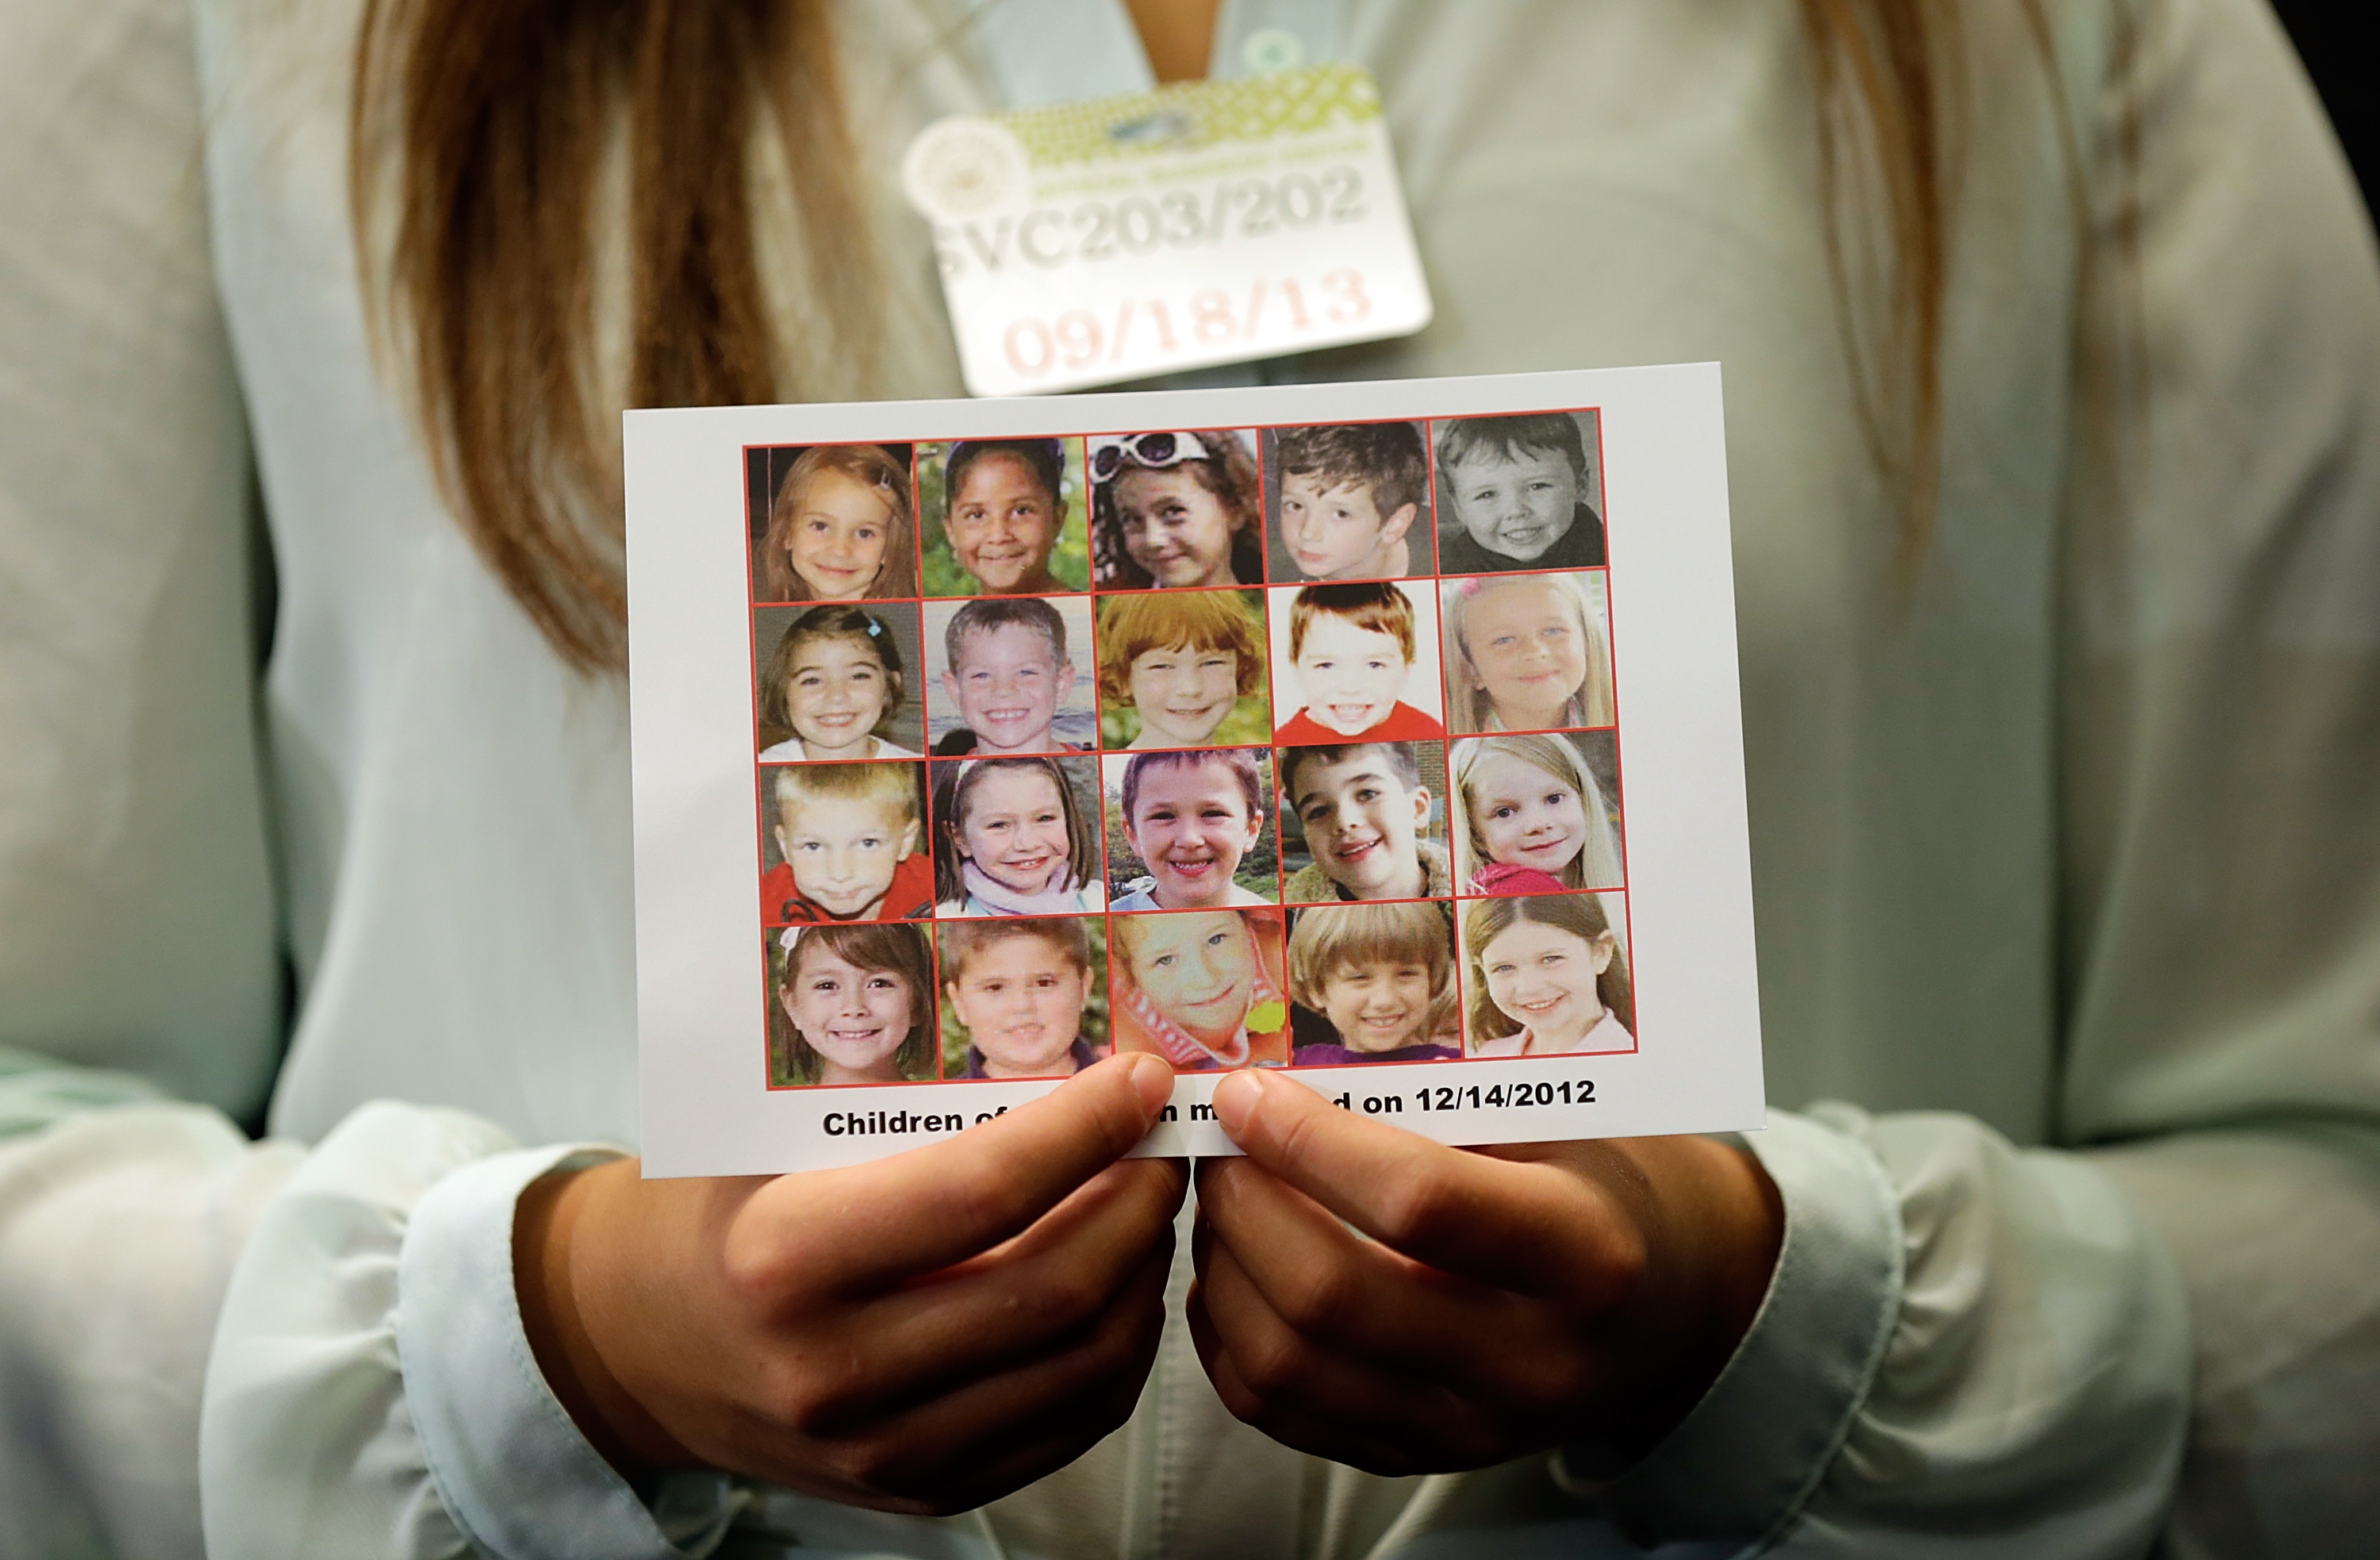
[1124,1052,1176,1116]
[1211,1070,1266,1138]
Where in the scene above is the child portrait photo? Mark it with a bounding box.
[917,437,1092,597]
[1095,588,1271,750]
[1262,420,1434,583]
[753,601,927,761]
[1267,580,1445,743]
[1086,428,1265,590]
[757,760,936,926]
[748,442,920,605]
[929,755,1108,916]
[766,922,942,1085]
[1284,900,1462,1066]
[1102,748,1279,909]
[1107,907,1292,1070]
[1441,570,1614,736]
[1459,892,1635,1059]
[1276,740,1453,904]
[1431,410,1605,574]
[923,595,1098,755]
[1448,731,1625,897]
[934,916,1111,1079]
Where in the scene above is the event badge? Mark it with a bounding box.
[901,63,1433,396]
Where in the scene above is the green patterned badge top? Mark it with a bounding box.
[999,63,1382,167]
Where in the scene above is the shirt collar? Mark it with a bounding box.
[958,0,1348,109]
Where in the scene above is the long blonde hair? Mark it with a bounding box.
[352,2,2067,670]
[1441,574,1615,735]
[1449,734,1625,891]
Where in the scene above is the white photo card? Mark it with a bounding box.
[627,365,1764,1176]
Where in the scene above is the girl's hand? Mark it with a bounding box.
[515,1053,1185,1515]
[1188,1069,1781,1476]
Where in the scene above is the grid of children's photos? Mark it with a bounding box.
[745,414,1634,1089]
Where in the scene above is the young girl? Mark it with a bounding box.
[771,923,939,1085]
[930,756,1106,916]
[1441,572,1615,734]
[1089,429,1264,590]
[1095,590,1267,750]
[939,439,1072,595]
[1108,909,1292,1070]
[1462,893,1636,1058]
[758,444,916,603]
[1450,734,1625,894]
[757,605,921,762]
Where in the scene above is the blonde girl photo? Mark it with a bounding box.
[1449,732,1625,895]
[1441,570,1614,734]
[770,923,940,1085]
[755,443,917,604]
[754,604,923,761]
[1461,892,1636,1058]
[929,755,1107,916]
[1107,908,1292,1070]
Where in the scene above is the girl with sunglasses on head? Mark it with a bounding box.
[1088,428,1264,590]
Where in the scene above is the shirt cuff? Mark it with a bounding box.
[397,1146,739,1560]
[1574,1109,1905,1548]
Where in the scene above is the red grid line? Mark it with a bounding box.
[737,405,1640,1086]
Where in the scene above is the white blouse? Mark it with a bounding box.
[2,0,2378,1557]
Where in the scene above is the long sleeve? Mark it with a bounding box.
[1582,0,2380,1553]
[0,1108,300,1558]
[0,0,284,1548]
[2049,0,2380,1543]
[12,0,2378,1554]
[0,4,722,1555]
[198,1103,745,1559]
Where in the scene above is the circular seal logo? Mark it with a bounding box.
[900,117,1029,224]
[1239,26,1305,74]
